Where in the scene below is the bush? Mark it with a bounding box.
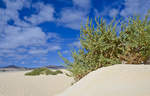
[25,68,63,76]
[45,70,63,75]
[119,14,150,64]
[59,12,150,82]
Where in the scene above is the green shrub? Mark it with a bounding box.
[59,18,122,81]
[119,14,150,64]
[25,68,63,76]
[59,11,150,82]
[55,70,63,74]
[45,70,63,75]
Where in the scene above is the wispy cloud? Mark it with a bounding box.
[120,0,150,17]
[0,0,61,66]
[71,41,81,48]
[94,7,120,19]
[0,26,46,48]
[72,0,91,9]
[1,0,150,66]
[0,0,30,28]
[109,8,119,18]
[24,2,55,25]
[57,8,88,30]
[57,0,91,30]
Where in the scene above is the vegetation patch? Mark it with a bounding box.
[25,68,63,76]
[59,11,150,82]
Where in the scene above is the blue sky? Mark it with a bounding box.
[0,0,150,67]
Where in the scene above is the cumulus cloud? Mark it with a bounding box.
[58,8,88,30]
[0,0,61,66]
[94,0,150,20]
[24,2,55,25]
[0,24,61,52]
[120,0,150,17]
[0,0,31,28]
[0,25,61,65]
[0,26,46,48]
[57,0,91,30]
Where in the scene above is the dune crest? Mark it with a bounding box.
[56,64,150,96]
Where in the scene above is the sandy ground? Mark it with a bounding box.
[0,70,73,96]
[56,64,150,96]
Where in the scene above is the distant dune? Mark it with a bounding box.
[56,64,150,96]
[0,70,73,96]
[0,65,65,72]
[0,65,31,72]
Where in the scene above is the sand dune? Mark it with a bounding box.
[56,64,150,96]
[0,71,73,96]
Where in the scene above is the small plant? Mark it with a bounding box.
[25,68,63,76]
[59,11,150,82]
[119,14,150,64]
[45,70,63,75]
[59,17,122,81]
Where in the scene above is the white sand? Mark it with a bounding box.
[56,64,150,96]
[0,70,73,96]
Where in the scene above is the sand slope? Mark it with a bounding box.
[56,64,150,96]
[0,71,73,96]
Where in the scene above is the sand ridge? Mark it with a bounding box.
[56,64,150,96]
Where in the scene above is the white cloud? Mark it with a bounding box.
[0,26,46,48]
[109,8,119,18]
[120,0,150,17]
[0,0,60,50]
[24,2,55,25]
[0,25,62,54]
[28,45,61,55]
[0,0,31,28]
[0,0,61,66]
[58,8,88,30]
[72,41,81,48]
[94,7,119,18]
[4,0,25,10]
[62,50,69,54]
[29,49,48,54]
[57,0,91,30]
[94,9,105,17]
[48,45,61,51]
[47,32,62,42]
[94,0,150,21]
[72,0,91,9]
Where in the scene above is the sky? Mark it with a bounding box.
[0,0,150,68]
